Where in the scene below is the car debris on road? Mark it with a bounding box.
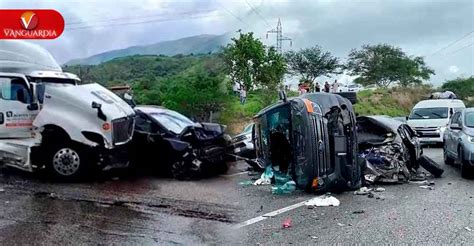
[304,195,340,207]
[357,116,444,184]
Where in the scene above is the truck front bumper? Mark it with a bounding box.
[97,145,130,171]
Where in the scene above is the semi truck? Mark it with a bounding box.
[0,41,135,179]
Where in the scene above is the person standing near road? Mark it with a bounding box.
[240,86,247,104]
[315,82,321,92]
[332,80,339,93]
[324,81,330,93]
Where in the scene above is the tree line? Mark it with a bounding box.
[223,31,435,93]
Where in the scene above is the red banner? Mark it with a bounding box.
[0,9,64,39]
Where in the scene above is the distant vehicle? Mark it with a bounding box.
[407,99,466,144]
[443,108,474,178]
[231,123,255,160]
[348,84,363,92]
[131,106,230,179]
[338,84,349,92]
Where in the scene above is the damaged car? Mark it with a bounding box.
[130,106,230,179]
[356,115,440,183]
[252,92,363,193]
[230,123,256,161]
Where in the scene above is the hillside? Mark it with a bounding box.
[65,34,230,65]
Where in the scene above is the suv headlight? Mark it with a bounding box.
[468,135,474,143]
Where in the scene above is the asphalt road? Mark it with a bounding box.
[0,147,473,245]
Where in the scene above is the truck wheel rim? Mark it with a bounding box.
[53,148,80,176]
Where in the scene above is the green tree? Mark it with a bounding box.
[285,46,341,85]
[346,44,434,88]
[160,62,227,122]
[222,32,285,93]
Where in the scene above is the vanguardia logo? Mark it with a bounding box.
[20,11,39,30]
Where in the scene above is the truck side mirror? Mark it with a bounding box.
[92,101,107,121]
[27,82,39,111]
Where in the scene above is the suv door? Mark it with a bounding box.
[447,112,461,154]
[0,76,38,139]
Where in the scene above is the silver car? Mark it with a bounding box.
[443,108,474,178]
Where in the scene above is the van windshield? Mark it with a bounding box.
[466,112,474,128]
[409,107,449,120]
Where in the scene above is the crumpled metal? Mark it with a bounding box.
[360,143,412,183]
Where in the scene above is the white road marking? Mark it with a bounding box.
[220,171,248,177]
[233,200,310,229]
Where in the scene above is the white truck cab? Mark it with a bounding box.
[0,41,135,179]
[407,99,466,144]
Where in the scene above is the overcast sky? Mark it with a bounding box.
[1,0,472,85]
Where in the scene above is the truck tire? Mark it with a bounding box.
[418,155,444,178]
[44,142,89,180]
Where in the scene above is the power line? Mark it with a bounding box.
[67,9,217,26]
[245,0,272,29]
[216,2,250,27]
[429,30,474,56]
[66,13,220,31]
[450,42,474,55]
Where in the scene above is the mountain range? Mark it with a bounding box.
[65,33,230,65]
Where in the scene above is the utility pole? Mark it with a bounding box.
[266,18,292,54]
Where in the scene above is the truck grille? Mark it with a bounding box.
[112,117,134,145]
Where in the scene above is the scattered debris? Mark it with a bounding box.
[465,227,472,232]
[310,236,318,240]
[257,205,263,213]
[282,218,292,228]
[354,187,371,195]
[354,187,385,197]
[254,166,273,186]
[239,180,254,187]
[305,195,340,207]
[337,223,345,227]
[419,185,434,190]
[353,210,365,214]
[272,181,296,195]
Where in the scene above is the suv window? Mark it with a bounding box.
[0,77,31,104]
[451,112,461,125]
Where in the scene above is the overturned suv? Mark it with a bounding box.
[130,106,230,179]
[253,92,363,192]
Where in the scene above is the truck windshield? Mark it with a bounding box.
[150,111,195,134]
[409,107,449,120]
[465,112,474,128]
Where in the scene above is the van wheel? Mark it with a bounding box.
[45,143,88,180]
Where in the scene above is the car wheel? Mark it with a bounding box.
[443,145,454,165]
[459,147,471,179]
[45,142,88,180]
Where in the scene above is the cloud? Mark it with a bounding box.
[0,0,472,85]
[449,65,460,74]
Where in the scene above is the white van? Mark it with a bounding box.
[407,99,466,144]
